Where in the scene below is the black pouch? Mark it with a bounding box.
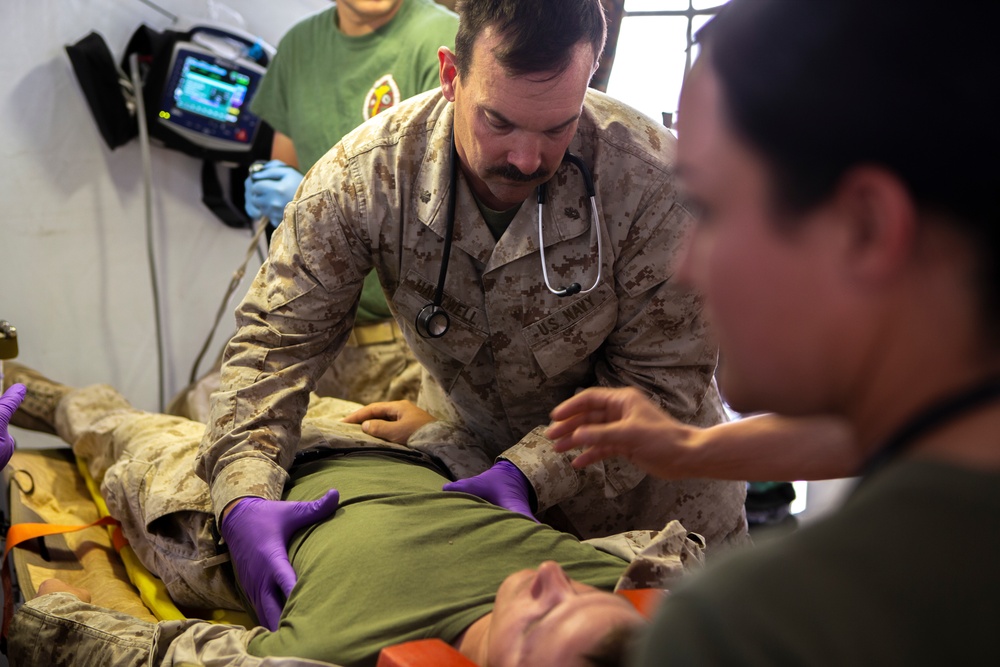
[65,31,137,150]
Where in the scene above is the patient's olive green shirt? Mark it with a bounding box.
[247,453,627,667]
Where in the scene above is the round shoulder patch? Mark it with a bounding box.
[363,74,402,121]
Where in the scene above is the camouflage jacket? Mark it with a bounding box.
[198,89,746,544]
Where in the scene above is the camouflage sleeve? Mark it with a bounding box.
[506,171,727,513]
[584,520,706,592]
[196,154,372,519]
[406,420,495,480]
[501,426,647,513]
[598,176,724,426]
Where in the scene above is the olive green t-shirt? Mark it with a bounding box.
[473,197,522,241]
[632,460,1000,665]
[250,0,458,323]
[247,453,627,667]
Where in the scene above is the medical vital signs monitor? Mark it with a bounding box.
[157,41,266,153]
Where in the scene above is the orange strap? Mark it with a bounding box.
[377,638,479,667]
[1,517,120,648]
[617,587,667,618]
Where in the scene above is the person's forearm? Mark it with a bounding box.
[684,414,860,481]
[197,166,368,511]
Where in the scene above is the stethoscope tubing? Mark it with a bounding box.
[537,162,602,297]
[416,136,603,338]
[414,135,460,338]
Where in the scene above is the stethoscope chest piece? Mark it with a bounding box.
[416,303,450,338]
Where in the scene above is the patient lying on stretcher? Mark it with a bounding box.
[1,366,703,667]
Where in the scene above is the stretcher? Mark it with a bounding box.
[1,446,665,666]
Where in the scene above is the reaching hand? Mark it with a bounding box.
[0,383,26,468]
[342,400,437,444]
[220,490,340,630]
[244,159,304,224]
[442,460,537,521]
[547,386,696,474]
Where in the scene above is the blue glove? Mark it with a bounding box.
[244,159,304,224]
[220,490,340,630]
[1,383,26,469]
[442,460,537,521]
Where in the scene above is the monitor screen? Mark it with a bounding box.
[158,44,265,152]
[173,55,250,123]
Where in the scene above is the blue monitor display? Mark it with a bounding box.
[174,55,249,122]
[158,44,265,152]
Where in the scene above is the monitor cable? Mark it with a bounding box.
[130,53,168,412]
[187,216,269,386]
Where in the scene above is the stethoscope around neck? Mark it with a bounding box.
[415,136,603,339]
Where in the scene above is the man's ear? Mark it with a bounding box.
[439,46,459,102]
[833,166,918,284]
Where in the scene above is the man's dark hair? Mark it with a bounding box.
[582,620,643,667]
[698,0,1000,337]
[453,0,607,78]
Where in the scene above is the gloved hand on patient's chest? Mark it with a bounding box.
[220,489,341,631]
[0,383,26,468]
[244,159,304,225]
[442,460,538,521]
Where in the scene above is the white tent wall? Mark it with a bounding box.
[0,0,327,413]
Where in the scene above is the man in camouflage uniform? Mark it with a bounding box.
[201,0,748,630]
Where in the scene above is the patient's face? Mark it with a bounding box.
[487,561,644,667]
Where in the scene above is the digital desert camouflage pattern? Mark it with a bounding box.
[9,383,708,666]
[198,88,748,546]
[168,331,421,424]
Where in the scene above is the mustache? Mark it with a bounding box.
[485,163,550,183]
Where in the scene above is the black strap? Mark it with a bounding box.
[432,133,459,309]
[860,376,1000,481]
[201,160,252,229]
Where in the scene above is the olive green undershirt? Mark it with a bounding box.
[473,196,522,241]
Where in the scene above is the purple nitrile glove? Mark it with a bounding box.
[220,489,340,630]
[244,159,304,223]
[0,384,26,469]
[442,460,538,521]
